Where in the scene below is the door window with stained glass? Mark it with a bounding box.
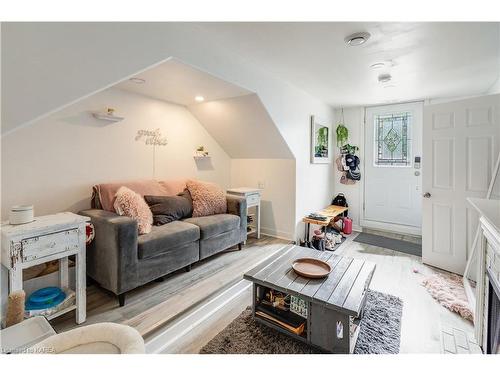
[374,112,412,166]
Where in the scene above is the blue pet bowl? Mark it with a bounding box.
[26,287,66,311]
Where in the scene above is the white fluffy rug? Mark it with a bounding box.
[421,272,473,322]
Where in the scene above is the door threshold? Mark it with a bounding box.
[360,219,421,236]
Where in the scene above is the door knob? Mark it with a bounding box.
[423,192,431,198]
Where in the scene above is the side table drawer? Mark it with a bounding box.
[247,193,260,207]
[21,228,80,262]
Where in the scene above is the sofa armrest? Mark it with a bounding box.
[79,209,139,295]
[226,195,247,240]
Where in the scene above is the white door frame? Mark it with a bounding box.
[359,101,423,236]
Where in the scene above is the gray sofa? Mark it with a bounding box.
[80,195,247,306]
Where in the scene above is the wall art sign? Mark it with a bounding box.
[135,128,168,146]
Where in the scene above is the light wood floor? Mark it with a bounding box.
[51,235,290,334]
[335,234,473,353]
[149,233,473,354]
[53,232,473,354]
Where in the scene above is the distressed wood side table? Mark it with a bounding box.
[1,212,89,324]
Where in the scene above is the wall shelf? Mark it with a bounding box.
[91,112,124,122]
[193,155,211,160]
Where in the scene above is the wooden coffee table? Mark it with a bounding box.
[244,245,376,353]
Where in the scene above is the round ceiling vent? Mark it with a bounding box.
[344,32,371,46]
[378,73,392,83]
[370,62,386,69]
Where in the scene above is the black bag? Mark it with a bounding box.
[311,237,326,251]
[331,193,348,217]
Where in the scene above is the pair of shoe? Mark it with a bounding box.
[324,232,342,250]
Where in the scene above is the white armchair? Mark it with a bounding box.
[31,322,144,354]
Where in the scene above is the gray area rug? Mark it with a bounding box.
[200,290,403,354]
[354,232,422,257]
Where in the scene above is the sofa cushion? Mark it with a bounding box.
[186,180,227,217]
[183,214,240,239]
[137,221,200,260]
[144,189,193,226]
[114,186,153,235]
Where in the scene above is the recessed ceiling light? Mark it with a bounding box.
[370,62,386,70]
[378,73,392,83]
[344,32,371,46]
[129,77,145,84]
[194,96,205,102]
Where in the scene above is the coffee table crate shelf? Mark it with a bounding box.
[244,245,376,353]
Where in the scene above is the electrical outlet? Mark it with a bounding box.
[258,181,265,189]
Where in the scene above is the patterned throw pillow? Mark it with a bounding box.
[186,180,227,217]
[113,186,153,234]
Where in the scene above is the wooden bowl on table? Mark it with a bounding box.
[292,258,331,278]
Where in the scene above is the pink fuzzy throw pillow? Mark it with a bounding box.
[186,180,227,217]
[113,186,153,234]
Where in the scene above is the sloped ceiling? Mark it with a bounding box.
[113,59,293,159]
[115,59,252,106]
[4,22,499,135]
[188,94,293,159]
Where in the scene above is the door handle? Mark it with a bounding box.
[423,192,431,198]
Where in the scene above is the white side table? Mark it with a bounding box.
[227,187,262,239]
[1,212,89,324]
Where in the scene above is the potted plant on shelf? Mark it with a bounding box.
[195,146,209,158]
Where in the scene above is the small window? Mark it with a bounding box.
[374,112,412,167]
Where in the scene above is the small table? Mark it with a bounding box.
[1,212,89,324]
[227,187,262,239]
[244,245,376,353]
[302,205,348,246]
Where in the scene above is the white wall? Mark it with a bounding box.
[1,88,231,219]
[1,23,335,240]
[487,25,500,95]
[333,107,364,230]
[488,76,500,95]
[230,159,296,240]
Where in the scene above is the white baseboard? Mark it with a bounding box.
[260,226,294,242]
[352,224,363,233]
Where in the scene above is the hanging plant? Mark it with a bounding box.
[336,108,349,147]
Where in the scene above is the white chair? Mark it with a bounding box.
[30,322,145,354]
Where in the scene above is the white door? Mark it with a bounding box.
[363,102,423,235]
[422,94,500,274]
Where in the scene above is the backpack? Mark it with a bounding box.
[331,193,348,217]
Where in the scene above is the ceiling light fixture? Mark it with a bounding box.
[378,73,392,83]
[194,96,205,102]
[370,62,386,70]
[344,32,371,46]
[129,77,145,84]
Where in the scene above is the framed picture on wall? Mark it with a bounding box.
[310,115,331,164]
